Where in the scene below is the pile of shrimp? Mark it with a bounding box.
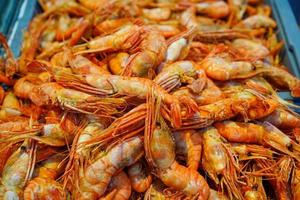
[1,0,300,199]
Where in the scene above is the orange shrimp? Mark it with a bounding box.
[263,108,300,129]
[235,14,276,29]
[144,112,209,199]
[127,161,152,193]
[215,121,300,161]
[55,73,183,128]
[181,90,278,129]
[74,24,141,54]
[154,61,207,93]
[195,1,230,19]
[202,127,243,199]
[14,78,125,117]
[122,26,167,78]
[0,140,36,199]
[173,78,223,106]
[108,52,129,75]
[100,171,131,200]
[173,130,202,170]
[23,154,67,200]
[76,136,143,199]
[142,7,171,21]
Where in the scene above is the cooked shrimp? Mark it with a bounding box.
[74,24,141,54]
[232,38,270,59]
[123,27,167,78]
[154,61,207,93]
[55,73,183,127]
[202,127,243,199]
[195,1,230,19]
[235,14,276,29]
[23,154,66,200]
[142,8,171,21]
[14,78,125,117]
[215,121,300,161]
[76,136,143,199]
[144,115,209,199]
[0,140,36,199]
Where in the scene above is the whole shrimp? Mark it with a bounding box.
[201,127,243,199]
[215,121,300,161]
[100,171,131,200]
[181,90,278,129]
[154,60,207,93]
[173,130,202,170]
[0,140,36,199]
[262,108,300,129]
[194,1,230,19]
[127,160,152,193]
[142,7,171,21]
[76,136,143,199]
[122,26,167,78]
[74,24,141,54]
[14,77,125,117]
[235,14,276,29]
[144,112,210,199]
[173,78,223,106]
[232,38,270,59]
[163,28,196,63]
[55,72,184,128]
[23,154,66,200]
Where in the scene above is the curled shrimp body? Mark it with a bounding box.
[142,8,171,21]
[100,171,131,200]
[173,78,223,106]
[235,14,276,29]
[202,127,242,199]
[262,108,300,129]
[77,136,143,199]
[0,140,36,199]
[232,39,270,59]
[145,116,209,199]
[127,161,152,193]
[75,24,141,54]
[23,154,66,200]
[195,1,230,19]
[260,63,300,97]
[15,78,124,117]
[123,27,167,78]
[215,121,300,161]
[154,61,207,93]
[200,56,262,81]
[173,130,202,170]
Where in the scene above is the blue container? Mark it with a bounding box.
[0,0,300,103]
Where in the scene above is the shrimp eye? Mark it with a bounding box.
[36,131,42,136]
[252,184,258,191]
[287,143,293,151]
[20,146,27,152]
